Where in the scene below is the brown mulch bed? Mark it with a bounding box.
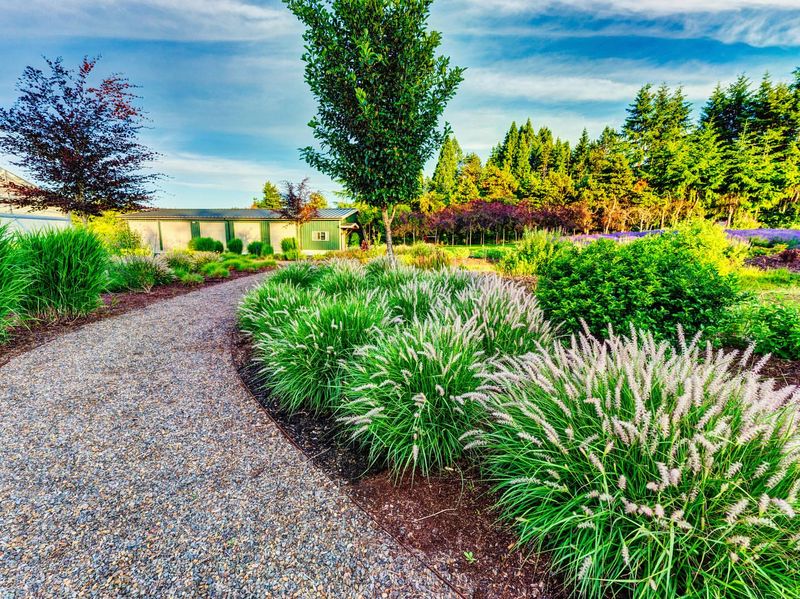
[746,248,800,272]
[232,332,566,599]
[0,269,271,368]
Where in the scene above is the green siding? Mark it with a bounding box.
[224,221,235,242]
[260,221,270,245]
[157,220,163,251]
[300,220,341,251]
[190,221,201,239]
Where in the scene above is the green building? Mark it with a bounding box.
[122,208,360,255]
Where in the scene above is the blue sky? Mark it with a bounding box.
[1,0,799,208]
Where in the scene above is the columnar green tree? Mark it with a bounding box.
[284,0,464,263]
[431,134,462,201]
[253,180,283,209]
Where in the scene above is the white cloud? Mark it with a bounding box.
[0,0,297,41]
[461,0,800,16]
[442,0,800,47]
[458,56,748,105]
[154,151,337,207]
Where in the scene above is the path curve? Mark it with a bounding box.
[0,274,455,597]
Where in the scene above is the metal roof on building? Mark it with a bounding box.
[121,208,357,221]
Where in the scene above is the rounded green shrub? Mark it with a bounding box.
[18,228,109,318]
[498,228,567,276]
[281,237,298,253]
[227,238,243,255]
[470,329,800,599]
[176,270,204,285]
[107,255,173,292]
[189,236,218,252]
[260,244,274,256]
[258,291,390,414]
[200,262,230,278]
[536,236,741,340]
[213,240,224,253]
[247,241,264,256]
[339,314,487,476]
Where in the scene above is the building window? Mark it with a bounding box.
[312,230,329,242]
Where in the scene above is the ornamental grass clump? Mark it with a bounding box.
[258,291,391,414]
[316,258,367,295]
[364,257,417,291]
[452,275,558,356]
[469,329,800,599]
[384,277,445,323]
[107,254,173,292]
[340,314,488,476]
[18,228,108,318]
[422,267,474,298]
[238,279,314,336]
[0,225,27,340]
[270,261,323,288]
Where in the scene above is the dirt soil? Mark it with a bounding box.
[232,332,566,599]
[0,269,271,368]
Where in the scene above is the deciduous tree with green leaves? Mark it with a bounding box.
[284,0,464,263]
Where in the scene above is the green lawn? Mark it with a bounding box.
[739,266,800,306]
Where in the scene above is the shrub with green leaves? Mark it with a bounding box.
[498,228,567,276]
[257,291,390,414]
[174,269,204,285]
[0,224,27,340]
[669,218,747,275]
[18,228,109,318]
[452,275,557,356]
[260,244,274,256]
[221,257,258,272]
[164,249,220,272]
[247,241,264,256]
[281,237,298,253]
[227,238,243,254]
[399,242,452,270]
[340,314,487,476]
[316,259,366,295]
[270,262,323,288]
[82,212,143,255]
[537,236,741,340]
[200,262,230,278]
[717,301,800,360]
[107,254,174,292]
[189,236,219,252]
[469,329,800,599]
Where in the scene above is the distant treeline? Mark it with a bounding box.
[359,67,800,240]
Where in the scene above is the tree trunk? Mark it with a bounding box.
[382,207,396,266]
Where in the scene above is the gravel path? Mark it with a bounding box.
[0,274,456,597]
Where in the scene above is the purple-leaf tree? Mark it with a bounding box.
[0,57,161,223]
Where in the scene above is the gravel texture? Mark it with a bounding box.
[0,273,456,597]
